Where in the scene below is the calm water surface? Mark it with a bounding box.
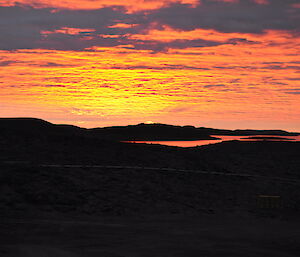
[128,135,300,147]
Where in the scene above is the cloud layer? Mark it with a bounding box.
[0,0,299,130]
[0,0,299,51]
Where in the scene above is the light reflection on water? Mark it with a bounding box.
[127,135,300,147]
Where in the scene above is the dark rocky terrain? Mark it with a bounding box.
[1,117,299,215]
[0,118,299,256]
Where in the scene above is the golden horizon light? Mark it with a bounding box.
[0,0,299,131]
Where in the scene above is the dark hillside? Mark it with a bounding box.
[194,141,300,179]
[90,123,217,140]
[1,118,298,143]
[1,164,299,217]
[0,118,85,139]
[0,118,299,217]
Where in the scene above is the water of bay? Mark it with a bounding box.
[127,135,300,147]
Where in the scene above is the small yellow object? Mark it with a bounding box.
[256,195,281,209]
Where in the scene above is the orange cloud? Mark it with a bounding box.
[108,23,138,29]
[0,26,299,130]
[1,1,299,130]
[129,26,257,42]
[41,27,96,36]
[0,0,199,12]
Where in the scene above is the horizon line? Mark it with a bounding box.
[1,116,299,134]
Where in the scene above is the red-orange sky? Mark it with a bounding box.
[0,0,299,130]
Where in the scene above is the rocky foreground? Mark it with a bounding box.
[0,118,299,256]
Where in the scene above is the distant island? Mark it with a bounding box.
[243,136,296,141]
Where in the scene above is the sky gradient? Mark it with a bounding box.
[1,0,299,130]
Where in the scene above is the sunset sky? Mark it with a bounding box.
[0,0,299,131]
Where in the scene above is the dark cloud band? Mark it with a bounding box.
[0,0,299,51]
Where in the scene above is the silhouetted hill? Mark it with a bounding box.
[92,123,299,140]
[0,118,298,143]
[0,118,85,138]
[229,129,299,136]
[0,118,53,133]
[90,123,218,140]
[1,118,299,174]
[0,117,300,219]
[194,127,299,136]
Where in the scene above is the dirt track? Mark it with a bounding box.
[1,215,300,257]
